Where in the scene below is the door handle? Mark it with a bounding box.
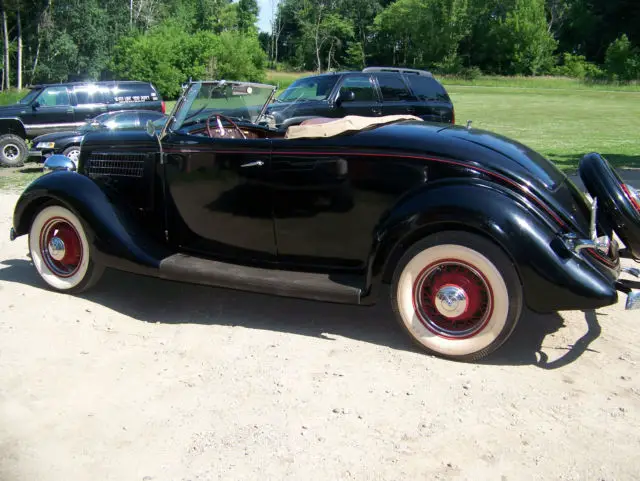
[240,160,265,168]
[407,107,416,114]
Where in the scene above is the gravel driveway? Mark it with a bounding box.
[1,190,639,481]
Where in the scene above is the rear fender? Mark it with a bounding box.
[12,171,171,270]
[367,179,617,312]
[0,118,27,138]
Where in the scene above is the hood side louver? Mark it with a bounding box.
[85,152,147,178]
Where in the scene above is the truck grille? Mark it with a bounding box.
[85,152,146,178]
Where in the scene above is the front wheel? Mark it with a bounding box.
[62,146,81,164]
[0,134,28,167]
[28,205,104,293]
[391,231,523,361]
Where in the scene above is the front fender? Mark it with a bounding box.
[12,171,170,269]
[368,179,617,312]
[0,118,27,138]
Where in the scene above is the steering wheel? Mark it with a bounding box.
[205,114,246,139]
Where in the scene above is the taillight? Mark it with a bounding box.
[451,107,455,124]
[161,101,166,114]
[622,184,640,212]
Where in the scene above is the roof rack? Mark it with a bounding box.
[362,66,433,77]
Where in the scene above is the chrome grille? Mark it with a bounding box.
[85,152,146,178]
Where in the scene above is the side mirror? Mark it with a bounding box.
[146,119,156,137]
[43,154,77,173]
[32,101,40,110]
[336,90,355,106]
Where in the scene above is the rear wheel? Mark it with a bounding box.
[28,205,104,293]
[391,231,523,361]
[0,134,28,167]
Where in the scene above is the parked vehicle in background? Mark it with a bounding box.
[264,67,454,129]
[0,80,165,167]
[29,110,168,164]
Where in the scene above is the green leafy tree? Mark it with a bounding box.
[604,34,640,81]
[111,20,266,98]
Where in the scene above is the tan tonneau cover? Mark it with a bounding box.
[284,114,424,139]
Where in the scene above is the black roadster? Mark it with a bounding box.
[9,80,640,361]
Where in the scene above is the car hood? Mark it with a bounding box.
[33,130,83,143]
[0,104,27,117]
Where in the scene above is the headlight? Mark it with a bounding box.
[36,142,55,149]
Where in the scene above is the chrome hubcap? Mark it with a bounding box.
[48,236,66,261]
[434,285,468,318]
[67,150,80,162]
[3,144,19,160]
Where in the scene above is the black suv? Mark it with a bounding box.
[265,67,455,128]
[0,80,164,166]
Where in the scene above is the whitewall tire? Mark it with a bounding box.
[391,231,523,361]
[29,205,104,293]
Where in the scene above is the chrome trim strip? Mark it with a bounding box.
[24,122,85,129]
[589,197,598,240]
[562,233,611,254]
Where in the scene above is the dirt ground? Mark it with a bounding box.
[0,189,639,481]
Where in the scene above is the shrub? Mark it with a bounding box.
[553,53,603,79]
[605,35,640,82]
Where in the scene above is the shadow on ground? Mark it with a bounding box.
[0,258,602,368]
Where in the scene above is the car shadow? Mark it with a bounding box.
[0,259,603,368]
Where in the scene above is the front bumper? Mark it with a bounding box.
[616,267,640,310]
[28,149,55,161]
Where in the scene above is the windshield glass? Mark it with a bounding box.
[172,81,275,131]
[18,88,43,104]
[77,112,112,132]
[278,76,338,102]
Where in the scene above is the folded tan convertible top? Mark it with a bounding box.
[284,114,424,140]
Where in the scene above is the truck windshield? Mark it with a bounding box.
[18,88,42,104]
[278,76,338,102]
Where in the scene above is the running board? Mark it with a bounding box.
[158,253,363,304]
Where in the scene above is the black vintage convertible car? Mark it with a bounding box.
[9,80,640,361]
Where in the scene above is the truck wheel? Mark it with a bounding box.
[391,231,523,362]
[29,205,104,293]
[0,134,28,167]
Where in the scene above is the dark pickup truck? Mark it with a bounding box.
[0,80,164,167]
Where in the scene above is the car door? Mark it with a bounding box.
[372,73,416,116]
[71,85,108,123]
[22,86,76,136]
[270,138,424,271]
[332,74,381,118]
[162,134,276,263]
[404,75,455,122]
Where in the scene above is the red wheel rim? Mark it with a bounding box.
[412,259,493,339]
[38,217,83,278]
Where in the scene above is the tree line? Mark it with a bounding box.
[262,0,640,81]
[0,0,638,99]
